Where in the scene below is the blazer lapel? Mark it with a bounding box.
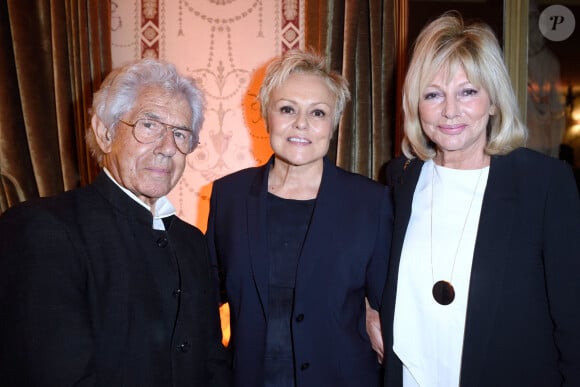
[460,155,517,385]
[384,158,423,386]
[247,158,273,319]
[292,158,336,285]
[392,159,423,266]
[388,158,423,310]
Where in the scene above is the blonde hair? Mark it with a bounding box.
[258,49,351,129]
[402,12,527,160]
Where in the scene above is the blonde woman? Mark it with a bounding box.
[381,12,580,387]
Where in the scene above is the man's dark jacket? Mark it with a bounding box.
[0,172,231,386]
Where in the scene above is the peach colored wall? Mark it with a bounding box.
[111,0,305,231]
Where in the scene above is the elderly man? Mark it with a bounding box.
[0,59,230,386]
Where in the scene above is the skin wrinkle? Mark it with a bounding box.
[99,86,192,208]
[419,66,495,169]
[266,72,337,200]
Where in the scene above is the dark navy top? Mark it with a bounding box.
[264,193,315,387]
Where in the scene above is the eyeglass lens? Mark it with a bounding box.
[134,119,196,153]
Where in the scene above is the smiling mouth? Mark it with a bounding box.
[148,166,171,174]
[440,122,464,129]
[439,124,466,133]
[288,137,311,144]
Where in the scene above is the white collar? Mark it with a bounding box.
[103,168,176,230]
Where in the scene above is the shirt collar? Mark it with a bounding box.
[103,168,176,230]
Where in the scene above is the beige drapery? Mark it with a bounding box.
[0,0,111,212]
[306,0,396,182]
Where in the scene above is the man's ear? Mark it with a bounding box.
[92,115,112,153]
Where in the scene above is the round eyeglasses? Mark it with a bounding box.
[119,118,199,154]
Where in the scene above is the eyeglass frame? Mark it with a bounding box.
[118,118,200,154]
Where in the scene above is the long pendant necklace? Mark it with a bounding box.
[430,163,484,305]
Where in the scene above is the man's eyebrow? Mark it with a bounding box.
[142,112,161,120]
[141,113,192,131]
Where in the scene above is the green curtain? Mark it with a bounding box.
[306,0,396,182]
[0,0,111,213]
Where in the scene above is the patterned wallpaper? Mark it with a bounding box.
[111,0,305,230]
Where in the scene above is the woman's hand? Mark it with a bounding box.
[366,298,384,364]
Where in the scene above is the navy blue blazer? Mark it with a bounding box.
[206,156,393,386]
[381,148,580,386]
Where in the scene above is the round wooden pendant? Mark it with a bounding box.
[432,280,455,305]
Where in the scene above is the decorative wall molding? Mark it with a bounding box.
[111,0,304,229]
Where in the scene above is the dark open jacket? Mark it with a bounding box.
[207,156,393,386]
[0,172,231,386]
[381,148,580,386]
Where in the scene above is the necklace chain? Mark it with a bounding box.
[430,163,484,286]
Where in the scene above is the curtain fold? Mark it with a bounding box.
[0,0,111,213]
[306,0,395,182]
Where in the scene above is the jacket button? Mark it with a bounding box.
[177,341,190,353]
[173,289,181,297]
[157,236,168,247]
[295,314,304,322]
[300,362,310,370]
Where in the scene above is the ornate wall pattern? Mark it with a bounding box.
[111,0,304,230]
